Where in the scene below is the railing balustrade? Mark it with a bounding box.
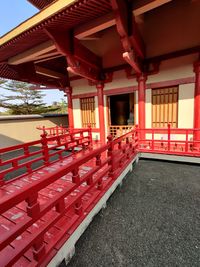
[0,125,200,266]
[109,125,134,138]
[0,129,138,266]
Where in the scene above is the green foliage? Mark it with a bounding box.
[0,79,59,115]
[50,98,68,114]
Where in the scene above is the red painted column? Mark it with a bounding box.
[137,74,147,140]
[97,83,106,143]
[65,87,74,129]
[193,62,200,144]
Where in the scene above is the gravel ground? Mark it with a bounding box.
[67,159,200,267]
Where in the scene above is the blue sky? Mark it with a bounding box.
[0,0,65,105]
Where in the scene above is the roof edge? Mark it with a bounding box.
[27,0,55,10]
[0,0,77,47]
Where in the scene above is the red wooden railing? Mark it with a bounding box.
[0,128,92,185]
[0,130,138,267]
[37,125,69,137]
[0,125,199,266]
[137,124,200,157]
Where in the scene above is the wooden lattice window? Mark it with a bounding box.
[80,97,96,128]
[152,87,178,128]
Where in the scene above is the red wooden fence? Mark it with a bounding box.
[0,125,199,266]
[0,128,92,185]
[137,124,200,157]
[0,129,138,267]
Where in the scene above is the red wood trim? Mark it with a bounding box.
[104,86,138,96]
[146,46,200,64]
[72,92,97,99]
[147,77,195,89]
[72,77,195,99]
[97,84,106,143]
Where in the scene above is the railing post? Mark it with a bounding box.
[107,135,114,179]
[26,192,45,261]
[72,167,80,185]
[96,154,103,190]
[75,198,83,215]
[168,123,171,151]
[152,129,154,151]
[56,198,65,213]
[0,157,4,186]
[96,154,101,166]
[26,193,40,218]
[185,130,188,152]
[126,137,130,159]
[33,236,46,261]
[41,133,50,166]
[135,124,139,150]
[70,132,75,153]
[88,124,92,147]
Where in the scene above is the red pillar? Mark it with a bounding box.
[97,83,106,143]
[137,74,147,140]
[193,62,200,144]
[65,87,74,129]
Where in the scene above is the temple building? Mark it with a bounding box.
[0,1,200,266]
[0,0,199,143]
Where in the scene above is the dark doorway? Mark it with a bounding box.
[109,93,134,125]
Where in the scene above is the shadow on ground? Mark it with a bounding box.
[68,159,200,267]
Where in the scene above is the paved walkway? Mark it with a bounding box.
[68,159,200,267]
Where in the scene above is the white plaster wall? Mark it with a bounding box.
[104,70,137,90]
[73,99,82,128]
[178,83,194,128]
[135,91,138,124]
[71,55,196,134]
[145,89,152,128]
[104,95,108,138]
[71,70,137,95]
[94,96,99,128]
[71,79,96,95]
[148,55,195,84]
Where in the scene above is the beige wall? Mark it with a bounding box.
[72,97,100,140]
[73,98,82,128]
[145,89,152,128]
[178,83,194,128]
[0,115,68,148]
[71,55,196,138]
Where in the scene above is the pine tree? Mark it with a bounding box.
[0,79,59,115]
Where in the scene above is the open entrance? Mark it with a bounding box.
[107,93,135,137]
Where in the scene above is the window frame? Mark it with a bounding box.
[151,86,179,128]
[80,96,96,128]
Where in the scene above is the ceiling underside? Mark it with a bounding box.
[0,0,199,87]
[27,0,55,9]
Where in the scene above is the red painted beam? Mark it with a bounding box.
[137,74,147,139]
[110,0,145,74]
[45,29,102,82]
[13,62,65,88]
[146,46,200,64]
[97,83,106,144]
[64,87,74,129]
[193,62,200,144]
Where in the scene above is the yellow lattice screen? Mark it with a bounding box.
[80,97,96,128]
[152,87,178,128]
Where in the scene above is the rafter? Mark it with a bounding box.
[110,0,145,74]
[133,0,172,16]
[45,29,102,82]
[35,66,66,80]
[11,62,64,88]
[75,0,172,40]
[8,41,56,65]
